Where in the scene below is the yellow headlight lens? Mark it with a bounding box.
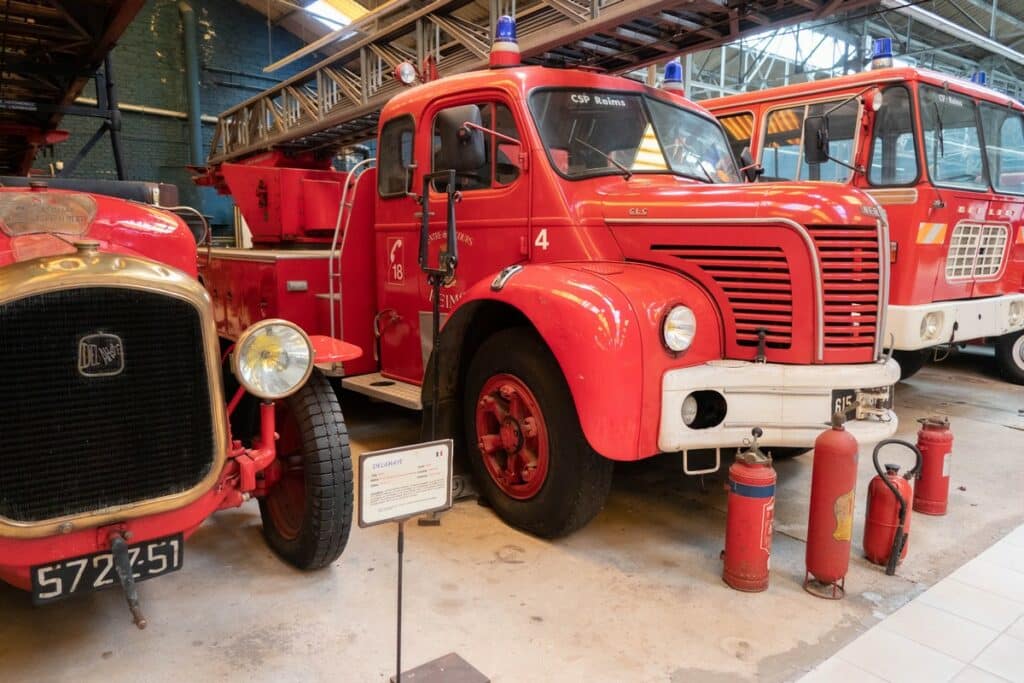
[233,320,313,400]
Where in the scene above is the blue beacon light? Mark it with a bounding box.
[490,15,520,67]
[871,38,893,70]
[663,59,684,95]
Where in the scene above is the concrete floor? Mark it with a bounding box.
[2,349,1022,682]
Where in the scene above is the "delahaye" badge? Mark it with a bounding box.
[78,333,125,377]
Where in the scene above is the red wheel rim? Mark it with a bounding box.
[265,404,305,540]
[474,374,550,500]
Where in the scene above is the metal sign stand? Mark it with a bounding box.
[359,440,487,682]
[396,518,405,683]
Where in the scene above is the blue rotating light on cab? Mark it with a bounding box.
[490,15,520,68]
[970,71,987,86]
[870,37,893,70]
[662,59,684,95]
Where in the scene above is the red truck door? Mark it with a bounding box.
[375,98,530,385]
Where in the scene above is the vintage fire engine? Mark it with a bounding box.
[197,17,898,539]
[705,40,1024,382]
[0,182,358,627]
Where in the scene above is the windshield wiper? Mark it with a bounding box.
[933,102,945,157]
[572,135,633,180]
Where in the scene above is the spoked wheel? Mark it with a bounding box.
[465,328,613,538]
[475,374,551,500]
[995,330,1024,385]
[259,372,353,570]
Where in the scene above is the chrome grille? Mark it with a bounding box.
[807,225,881,354]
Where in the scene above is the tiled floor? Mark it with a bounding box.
[801,524,1024,683]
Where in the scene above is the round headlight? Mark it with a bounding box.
[920,311,943,341]
[663,305,697,352]
[233,319,313,400]
[1009,301,1024,327]
[681,394,698,426]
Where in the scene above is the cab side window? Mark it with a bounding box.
[718,112,754,162]
[378,115,415,198]
[763,106,804,180]
[432,102,521,192]
[763,100,859,182]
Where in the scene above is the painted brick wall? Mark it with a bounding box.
[42,0,324,228]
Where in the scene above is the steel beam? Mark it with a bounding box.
[881,0,1024,68]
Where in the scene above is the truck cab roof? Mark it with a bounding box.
[706,66,1024,112]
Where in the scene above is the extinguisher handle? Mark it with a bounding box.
[871,438,923,481]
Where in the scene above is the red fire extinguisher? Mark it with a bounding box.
[914,416,953,516]
[804,415,858,599]
[863,439,921,575]
[723,428,775,592]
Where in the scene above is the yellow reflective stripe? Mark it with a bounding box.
[916,222,948,244]
[1017,225,1024,244]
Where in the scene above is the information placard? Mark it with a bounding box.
[358,439,453,527]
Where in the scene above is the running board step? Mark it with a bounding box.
[341,373,422,410]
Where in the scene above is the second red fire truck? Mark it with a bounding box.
[705,40,1024,382]
[197,18,898,538]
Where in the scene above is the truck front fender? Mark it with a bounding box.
[430,262,722,461]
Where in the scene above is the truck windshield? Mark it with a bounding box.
[920,85,988,191]
[529,89,740,183]
[979,103,1024,195]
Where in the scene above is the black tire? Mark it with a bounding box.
[768,447,811,459]
[893,349,929,380]
[995,330,1024,385]
[464,328,613,538]
[258,372,353,570]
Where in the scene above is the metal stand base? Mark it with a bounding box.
[803,572,846,600]
[390,653,489,683]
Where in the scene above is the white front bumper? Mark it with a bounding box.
[885,294,1024,351]
[658,358,900,451]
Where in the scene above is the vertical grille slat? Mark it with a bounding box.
[807,224,881,357]
[0,287,215,522]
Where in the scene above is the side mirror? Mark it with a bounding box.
[739,146,763,182]
[803,116,830,165]
[435,105,485,172]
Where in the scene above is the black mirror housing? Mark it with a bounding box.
[803,116,830,166]
[739,146,763,182]
[435,105,486,172]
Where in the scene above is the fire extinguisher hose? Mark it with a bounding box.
[871,439,923,576]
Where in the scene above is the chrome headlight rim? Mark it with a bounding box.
[232,318,314,400]
[663,304,697,353]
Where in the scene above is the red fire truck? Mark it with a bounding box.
[198,17,898,539]
[0,182,359,627]
[705,44,1024,382]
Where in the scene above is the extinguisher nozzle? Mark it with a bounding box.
[885,528,906,576]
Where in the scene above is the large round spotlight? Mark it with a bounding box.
[663,305,697,353]
[233,319,314,400]
[394,62,419,86]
